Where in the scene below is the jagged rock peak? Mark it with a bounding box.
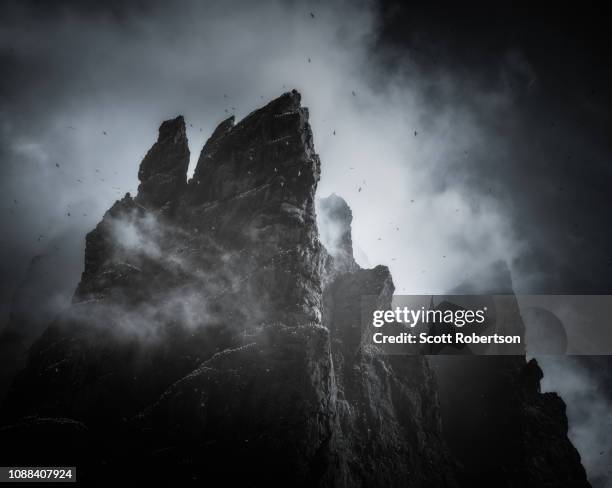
[136,115,190,209]
[195,115,235,168]
[318,193,359,274]
[190,90,318,204]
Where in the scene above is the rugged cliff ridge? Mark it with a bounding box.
[1,91,455,486]
[0,91,590,487]
[431,266,590,488]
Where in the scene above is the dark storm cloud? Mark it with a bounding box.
[376,5,612,486]
[376,2,612,293]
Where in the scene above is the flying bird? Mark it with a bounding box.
[103,131,107,135]
[310,12,315,18]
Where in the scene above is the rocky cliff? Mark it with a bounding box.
[0,91,454,487]
[430,264,590,488]
[0,91,589,488]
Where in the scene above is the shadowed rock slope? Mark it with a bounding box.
[430,263,590,488]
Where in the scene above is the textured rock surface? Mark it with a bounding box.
[136,115,190,209]
[1,91,455,486]
[323,264,452,487]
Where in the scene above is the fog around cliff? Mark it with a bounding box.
[3,0,610,301]
[0,0,528,305]
[1,1,611,484]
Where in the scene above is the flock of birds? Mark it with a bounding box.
[9,10,430,271]
[11,114,424,270]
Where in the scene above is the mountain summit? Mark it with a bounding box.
[0,92,588,487]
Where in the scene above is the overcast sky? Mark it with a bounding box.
[1,1,612,483]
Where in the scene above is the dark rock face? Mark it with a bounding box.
[0,255,58,401]
[0,239,81,404]
[430,265,590,487]
[518,359,589,487]
[0,91,455,487]
[323,264,452,487]
[433,354,589,488]
[136,115,190,209]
